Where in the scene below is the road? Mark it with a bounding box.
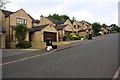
[2,34,119,78]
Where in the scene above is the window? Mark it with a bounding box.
[16,18,27,25]
[74,25,76,28]
[78,25,81,29]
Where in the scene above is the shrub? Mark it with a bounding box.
[80,36,84,38]
[76,34,81,40]
[92,34,96,37]
[69,33,74,37]
[85,35,89,39]
[15,40,32,48]
[71,35,78,40]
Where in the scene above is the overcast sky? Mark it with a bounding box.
[4,0,119,25]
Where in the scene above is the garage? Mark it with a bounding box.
[44,32,57,42]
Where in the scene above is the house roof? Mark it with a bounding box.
[74,21,83,27]
[0,27,6,33]
[54,25,68,30]
[46,17,66,24]
[2,9,37,24]
[10,24,49,32]
[2,10,14,17]
[31,24,49,32]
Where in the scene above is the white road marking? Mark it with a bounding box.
[0,49,58,66]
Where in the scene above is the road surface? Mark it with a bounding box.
[2,34,119,78]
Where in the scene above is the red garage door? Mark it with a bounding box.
[44,32,57,42]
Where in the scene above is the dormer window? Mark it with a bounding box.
[16,18,27,25]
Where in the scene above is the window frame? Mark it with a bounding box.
[16,18,27,25]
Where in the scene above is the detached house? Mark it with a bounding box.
[100,26,110,35]
[39,15,64,26]
[39,15,73,27]
[29,24,58,42]
[73,20,93,36]
[2,9,33,48]
[38,15,74,41]
[73,20,84,34]
[54,24,73,41]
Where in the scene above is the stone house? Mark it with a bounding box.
[73,20,93,37]
[0,27,6,48]
[39,15,73,27]
[1,9,34,48]
[29,24,58,42]
[1,9,60,48]
[54,24,73,41]
[38,15,74,41]
[100,27,109,35]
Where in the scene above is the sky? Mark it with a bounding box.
[4,0,119,25]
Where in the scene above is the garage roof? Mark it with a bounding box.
[31,24,49,32]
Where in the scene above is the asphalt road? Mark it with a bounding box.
[2,34,119,78]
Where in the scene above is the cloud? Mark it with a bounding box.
[5,0,118,25]
[9,0,119,3]
[69,9,94,21]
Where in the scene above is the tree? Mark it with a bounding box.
[110,24,118,28]
[92,22,102,34]
[0,0,10,9]
[102,23,108,27]
[48,13,70,20]
[110,24,120,32]
[14,24,32,48]
[14,24,28,42]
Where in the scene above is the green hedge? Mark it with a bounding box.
[15,40,32,48]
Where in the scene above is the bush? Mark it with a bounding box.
[80,36,84,38]
[92,34,96,37]
[64,33,82,40]
[85,35,89,39]
[71,35,78,40]
[15,40,32,48]
[76,34,81,40]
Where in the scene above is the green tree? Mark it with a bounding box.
[111,25,120,32]
[102,23,107,27]
[110,24,117,27]
[48,13,70,20]
[14,24,28,42]
[15,24,32,48]
[92,22,102,34]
